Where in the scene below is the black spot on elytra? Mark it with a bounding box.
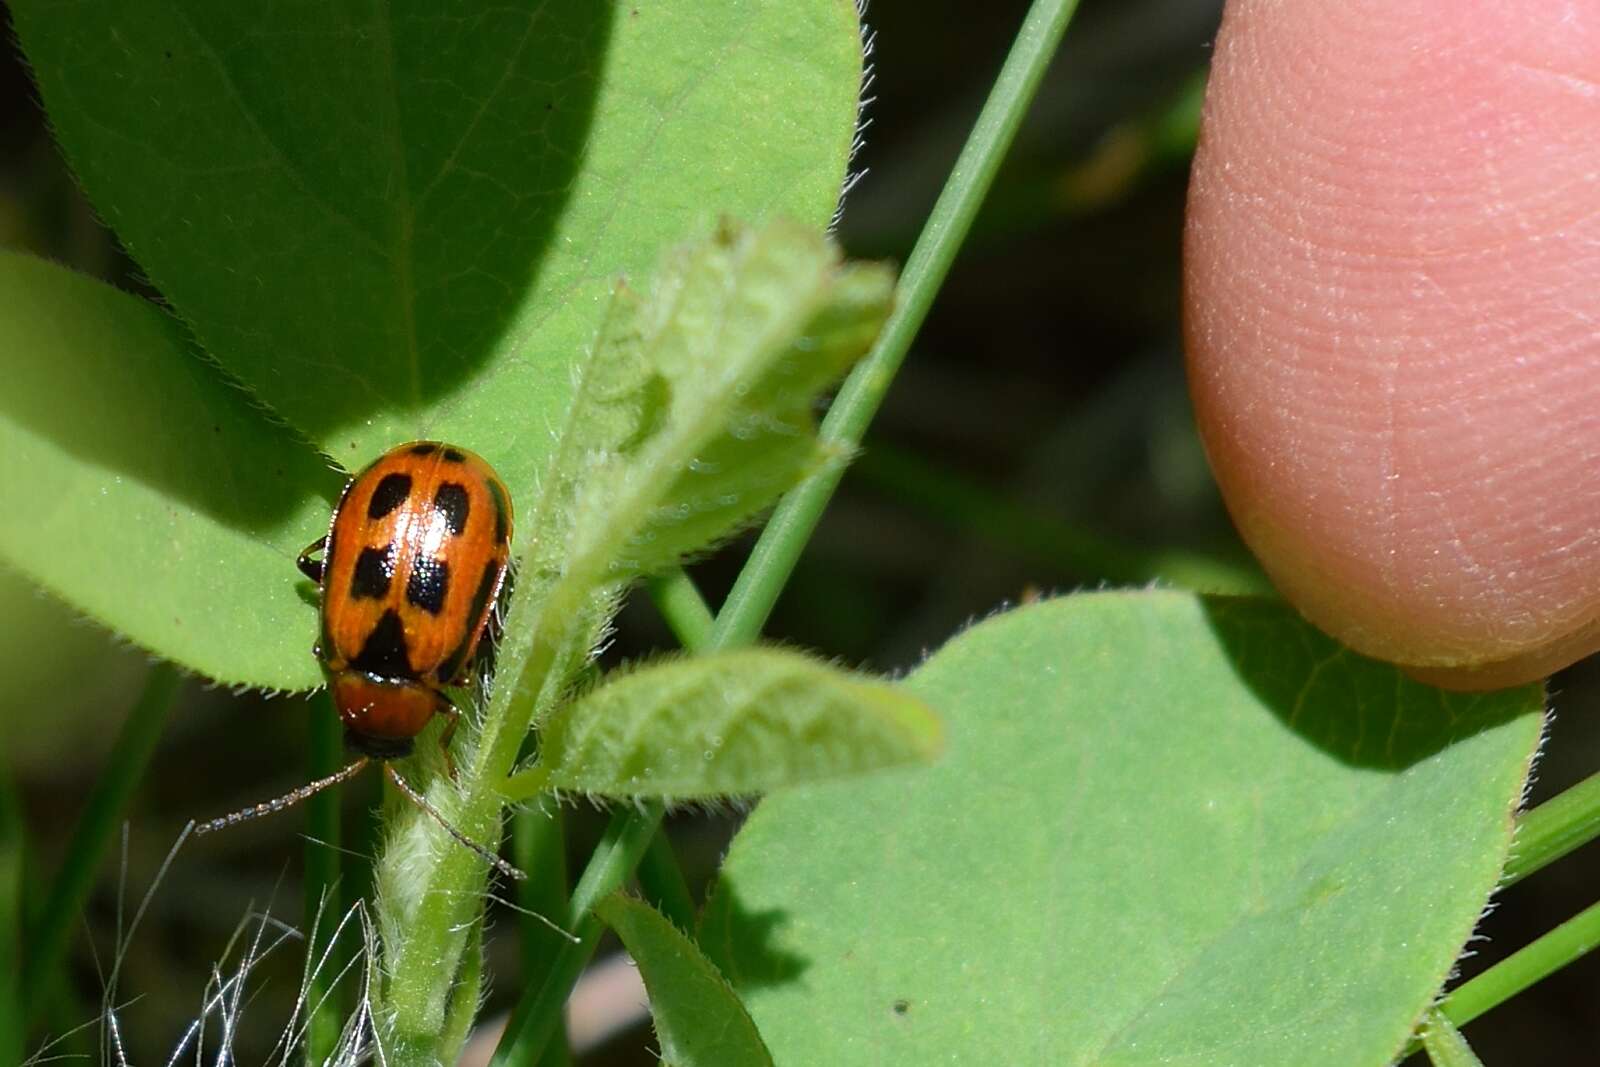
[433,482,470,536]
[487,478,511,544]
[408,443,439,456]
[406,556,450,614]
[367,473,412,519]
[435,560,501,684]
[442,447,466,463]
[351,544,396,599]
[349,609,415,680]
[892,999,910,1016]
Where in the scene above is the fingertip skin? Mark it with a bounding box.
[1183,0,1600,688]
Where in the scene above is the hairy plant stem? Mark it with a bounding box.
[382,236,839,1061]
[1418,1009,1483,1067]
[380,575,592,1062]
[489,2,1082,1063]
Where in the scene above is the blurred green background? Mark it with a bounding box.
[2,1,1595,1063]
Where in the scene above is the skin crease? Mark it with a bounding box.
[1184,0,1600,690]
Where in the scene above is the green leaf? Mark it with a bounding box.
[568,221,896,583]
[0,251,337,688]
[12,0,864,493]
[594,893,772,1067]
[505,648,942,801]
[700,591,1543,1067]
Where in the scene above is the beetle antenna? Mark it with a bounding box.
[383,763,527,882]
[196,758,372,835]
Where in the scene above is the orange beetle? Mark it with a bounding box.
[297,441,513,762]
[197,442,520,878]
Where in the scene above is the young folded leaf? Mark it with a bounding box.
[564,219,896,584]
[595,893,773,1067]
[495,219,895,738]
[504,648,943,801]
[496,283,665,727]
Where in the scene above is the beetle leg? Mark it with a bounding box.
[436,697,461,781]
[472,568,513,679]
[297,536,328,583]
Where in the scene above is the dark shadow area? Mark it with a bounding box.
[697,879,809,993]
[1,2,612,528]
[0,265,344,531]
[1200,595,1539,770]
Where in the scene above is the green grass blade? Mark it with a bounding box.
[303,692,343,1067]
[23,661,182,1019]
[491,805,663,1067]
[513,807,573,1067]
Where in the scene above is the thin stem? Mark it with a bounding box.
[715,0,1084,641]
[647,570,715,650]
[1437,897,1600,1030]
[490,805,664,1067]
[636,830,696,933]
[1501,769,1600,887]
[303,692,343,1067]
[23,662,182,1016]
[488,2,1082,1063]
[1418,1009,1482,1067]
[513,806,571,1067]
